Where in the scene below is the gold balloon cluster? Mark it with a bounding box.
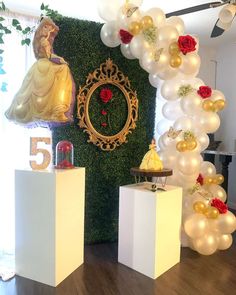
[204,174,224,185]
[193,201,220,219]
[169,41,182,68]
[128,15,154,36]
[202,99,226,112]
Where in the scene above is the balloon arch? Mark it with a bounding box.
[98,0,236,255]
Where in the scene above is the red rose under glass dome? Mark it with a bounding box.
[55,140,74,169]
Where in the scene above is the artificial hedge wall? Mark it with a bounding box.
[52,17,156,244]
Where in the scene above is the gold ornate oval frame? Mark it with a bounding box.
[77,59,138,151]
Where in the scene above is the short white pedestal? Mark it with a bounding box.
[15,168,85,287]
[118,182,182,279]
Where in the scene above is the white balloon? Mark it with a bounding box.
[97,0,122,22]
[159,149,178,168]
[100,21,120,48]
[180,53,201,76]
[130,35,151,59]
[180,92,202,116]
[117,4,142,29]
[195,132,210,152]
[211,89,226,102]
[161,78,182,101]
[208,184,227,202]
[157,66,178,80]
[200,161,216,177]
[162,100,184,121]
[177,152,202,175]
[174,116,194,131]
[184,213,208,239]
[157,25,179,43]
[194,111,220,134]
[166,16,185,35]
[159,131,181,149]
[193,232,218,255]
[217,211,236,234]
[146,7,166,27]
[130,0,143,6]
[217,234,233,250]
[141,48,169,74]
[148,73,159,88]
[120,44,136,59]
[156,119,173,135]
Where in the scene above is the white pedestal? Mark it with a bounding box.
[15,168,85,287]
[118,182,182,279]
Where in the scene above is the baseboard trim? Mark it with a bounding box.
[227,201,236,210]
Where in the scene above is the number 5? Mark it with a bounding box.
[30,137,51,170]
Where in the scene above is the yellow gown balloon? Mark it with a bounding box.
[5,18,74,126]
[140,140,163,171]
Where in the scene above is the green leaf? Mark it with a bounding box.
[0,49,3,54]
[24,38,30,46]
[12,19,20,26]
[40,3,44,10]
[0,16,4,21]
[0,37,3,44]
[0,2,6,11]
[23,26,31,34]
[16,25,22,31]
[21,39,25,45]
[4,28,11,34]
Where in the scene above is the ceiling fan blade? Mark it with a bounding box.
[166,2,224,17]
[211,15,236,37]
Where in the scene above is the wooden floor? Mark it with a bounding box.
[0,234,236,295]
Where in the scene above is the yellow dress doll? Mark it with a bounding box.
[140,139,163,171]
[5,18,74,126]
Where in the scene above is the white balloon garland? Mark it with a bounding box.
[98,0,236,255]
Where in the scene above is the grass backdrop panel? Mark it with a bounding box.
[53,17,156,243]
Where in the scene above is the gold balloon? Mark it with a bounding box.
[193,201,207,214]
[128,21,142,35]
[176,141,187,152]
[169,42,180,55]
[215,174,224,185]
[140,15,154,30]
[169,55,182,68]
[213,99,226,112]
[204,176,214,185]
[202,100,214,112]
[204,207,219,219]
[186,139,197,151]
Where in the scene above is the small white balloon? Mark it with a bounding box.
[217,211,236,234]
[208,184,227,202]
[100,21,120,48]
[97,0,122,22]
[162,100,184,121]
[180,52,201,76]
[217,234,233,250]
[174,116,194,131]
[156,119,173,135]
[195,132,210,152]
[211,89,226,102]
[161,78,182,101]
[157,25,179,43]
[200,161,216,177]
[184,213,208,239]
[120,44,136,59]
[193,232,218,255]
[146,7,166,27]
[177,152,202,175]
[117,3,142,29]
[180,92,202,116]
[157,66,178,80]
[166,16,185,35]
[130,35,151,59]
[194,111,220,134]
[148,73,159,88]
[159,149,178,168]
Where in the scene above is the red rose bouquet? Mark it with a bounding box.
[211,198,228,214]
[178,35,197,55]
[197,86,212,99]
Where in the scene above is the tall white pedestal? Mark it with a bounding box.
[15,168,85,287]
[118,182,182,279]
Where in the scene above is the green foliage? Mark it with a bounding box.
[40,2,62,20]
[52,18,156,244]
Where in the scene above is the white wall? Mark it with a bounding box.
[215,43,236,208]
[198,46,217,88]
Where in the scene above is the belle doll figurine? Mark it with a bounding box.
[140,139,163,171]
[5,18,74,126]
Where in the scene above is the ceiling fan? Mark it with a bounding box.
[166,0,236,38]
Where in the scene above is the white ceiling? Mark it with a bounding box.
[3,0,236,48]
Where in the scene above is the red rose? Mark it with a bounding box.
[196,173,204,186]
[101,122,107,127]
[100,88,113,103]
[211,198,228,214]
[101,109,107,116]
[178,35,197,55]
[119,29,133,44]
[56,159,74,169]
[197,86,212,99]
[57,141,73,153]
